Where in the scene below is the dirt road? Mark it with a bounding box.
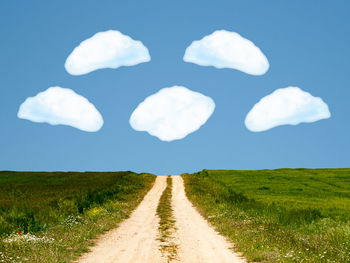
[78,176,245,263]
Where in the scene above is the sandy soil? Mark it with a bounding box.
[77,175,245,263]
[77,176,167,263]
[171,176,246,263]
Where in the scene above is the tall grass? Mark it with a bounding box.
[183,169,350,262]
[0,171,155,262]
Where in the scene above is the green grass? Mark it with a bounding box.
[156,176,178,262]
[182,169,350,262]
[0,171,155,263]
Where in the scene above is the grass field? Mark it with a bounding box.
[0,171,155,263]
[182,169,350,262]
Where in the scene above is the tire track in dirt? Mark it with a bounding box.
[77,176,167,263]
[171,176,246,263]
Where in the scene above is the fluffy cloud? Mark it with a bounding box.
[65,30,150,75]
[245,87,331,132]
[129,86,215,141]
[183,30,269,75]
[18,87,103,132]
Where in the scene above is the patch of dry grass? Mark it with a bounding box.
[156,176,178,262]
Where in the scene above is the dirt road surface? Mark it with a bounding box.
[172,176,245,263]
[77,176,167,263]
[77,175,245,263]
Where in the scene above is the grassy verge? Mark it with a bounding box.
[0,171,155,263]
[182,169,350,263]
[156,176,178,262]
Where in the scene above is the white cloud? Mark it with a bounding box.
[245,87,331,132]
[65,30,150,75]
[18,87,103,132]
[129,86,215,141]
[183,30,269,75]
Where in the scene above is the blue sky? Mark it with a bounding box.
[1,1,349,174]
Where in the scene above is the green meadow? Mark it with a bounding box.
[0,171,155,263]
[182,169,350,262]
[1,169,350,262]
